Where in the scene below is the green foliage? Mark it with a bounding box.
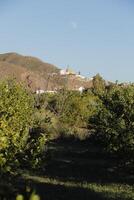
[54,90,98,128]
[35,89,99,139]
[92,73,106,95]
[89,85,134,153]
[16,195,24,200]
[16,192,40,200]
[19,130,47,169]
[0,79,34,171]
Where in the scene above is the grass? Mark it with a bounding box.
[1,138,134,200]
[23,174,134,200]
[19,139,134,200]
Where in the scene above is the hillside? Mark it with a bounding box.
[0,53,93,91]
[0,53,59,74]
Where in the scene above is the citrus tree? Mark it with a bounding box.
[46,90,99,139]
[0,80,34,171]
[89,85,134,154]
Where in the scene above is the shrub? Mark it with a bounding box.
[45,90,99,139]
[16,192,40,200]
[89,85,134,154]
[92,73,106,95]
[0,80,34,171]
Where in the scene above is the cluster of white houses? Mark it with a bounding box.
[36,86,85,94]
[35,68,90,94]
[60,68,86,79]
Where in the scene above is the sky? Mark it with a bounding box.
[0,0,134,82]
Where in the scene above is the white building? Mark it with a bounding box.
[78,86,85,93]
[60,68,76,76]
[36,89,57,94]
[76,74,85,79]
[60,69,67,75]
[36,89,45,94]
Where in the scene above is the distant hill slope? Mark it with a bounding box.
[0,52,59,74]
[0,53,92,91]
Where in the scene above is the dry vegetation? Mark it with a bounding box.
[0,53,92,91]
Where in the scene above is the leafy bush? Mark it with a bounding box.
[89,85,134,154]
[92,73,106,95]
[0,80,34,171]
[38,89,100,139]
[16,192,40,200]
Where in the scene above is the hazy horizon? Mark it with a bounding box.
[0,0,134,82]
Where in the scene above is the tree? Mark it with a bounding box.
[92,73,105,95]
[89,85,134,154]
[46,89,99,139]
[0,80,34,170]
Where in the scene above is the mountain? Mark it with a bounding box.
[0,53,92,91]
[0,53,59,74]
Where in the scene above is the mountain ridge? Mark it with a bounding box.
[0,52,93,91]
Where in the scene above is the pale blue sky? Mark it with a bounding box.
[0,0,134,82]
